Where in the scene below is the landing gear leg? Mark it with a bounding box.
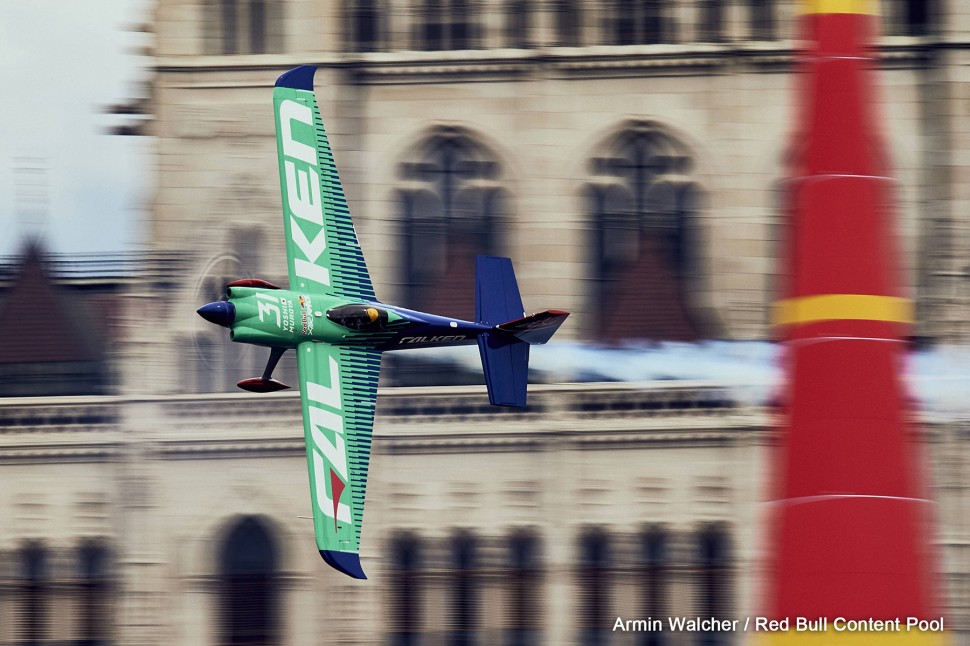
[237,347,291,393]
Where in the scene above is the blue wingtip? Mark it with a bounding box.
[320,550,367,579]
[275,65,316,91]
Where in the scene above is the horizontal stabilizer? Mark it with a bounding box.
[320,550,367,579]
[498,310,569,345]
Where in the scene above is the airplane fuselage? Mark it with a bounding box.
[193,64,568,579]
[216,285,491,351]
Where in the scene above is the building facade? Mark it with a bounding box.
[1,0,969,644]
[0,384,768,645]
[147,0,970,378]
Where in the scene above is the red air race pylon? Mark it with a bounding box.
[762,0,946,643]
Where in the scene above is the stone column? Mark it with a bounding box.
[114,401,170,645]
[582,0,603,47]
[387,0,412,51]
[534,0,557,47]
[480,0,505,49]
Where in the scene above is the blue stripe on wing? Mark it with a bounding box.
[309,99,377,301]
[338,346,381,545]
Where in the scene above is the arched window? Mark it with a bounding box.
[885,0,932,36]
[748,0,775,40]
[19,542,47,645]
[506,0,531,49]
[586,121,714,342]
[389,533,423,646]
[451,0,473,50]
[419,0,479,50]
[639,528,668,646]
[204,0,284,55]
[449,531,479,645]
[903,0,932,36]
[577,528,611,645]
[507,530,542,646]
[349,0,382,52]
[612,0,669,45]
[696,525,732,646]
[641,0,667,43]
[398,127,505,321]
[77,542,112,645]
[219,517,280,646]
[698,0,723,42]
[616,0,637,44]
[554,0,581,46]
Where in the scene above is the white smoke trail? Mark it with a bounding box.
[412,341,970,419]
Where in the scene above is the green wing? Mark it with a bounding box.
[297,341,380,579]
[273,66,375,300]
[274,66,380,578]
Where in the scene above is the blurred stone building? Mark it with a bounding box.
[145,0,962,373]
[2,0,969,645]
[0,382,771,646]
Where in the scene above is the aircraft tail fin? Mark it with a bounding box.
[474,256,569,406]
[475,255,524,326]
[474,256,534,407]
[477,333,529,407]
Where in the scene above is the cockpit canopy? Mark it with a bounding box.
[326,304,389,332]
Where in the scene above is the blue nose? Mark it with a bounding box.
[197,301,235,327]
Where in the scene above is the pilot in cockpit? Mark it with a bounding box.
[327,304,389,332]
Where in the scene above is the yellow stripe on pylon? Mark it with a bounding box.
[773,294,913,327]
[798,0,878,14]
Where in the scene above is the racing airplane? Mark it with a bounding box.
[197,65,568,579]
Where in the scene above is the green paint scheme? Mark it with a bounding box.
[196,68,568,576]
[196,77,394,570]
[223,286,385,555]
[260,80,382,562]
[297,341,379,555]
[272,84,375,301]
[225,286,403,347]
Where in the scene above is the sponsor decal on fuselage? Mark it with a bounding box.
[398,335,468,345]
[299,295,314,336]
[256,292,295,334]
[280,297,295,333]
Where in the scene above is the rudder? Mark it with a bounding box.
[475,256,529,407]
[475,256,524,326]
